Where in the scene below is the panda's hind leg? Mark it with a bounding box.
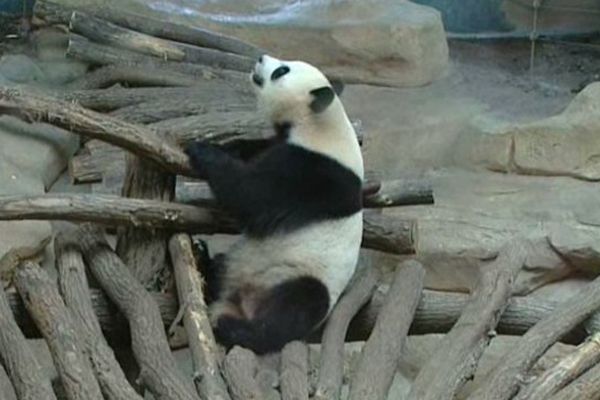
[213,276,329,354]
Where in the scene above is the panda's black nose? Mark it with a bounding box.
[258,55,264,63]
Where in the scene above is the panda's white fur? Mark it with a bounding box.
[186,54,363,354]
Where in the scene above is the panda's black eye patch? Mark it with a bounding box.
[271,65,290,81]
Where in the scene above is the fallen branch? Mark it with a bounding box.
[222,346,263,400]
[348,260,425,400]
[35,0,262,57]
[516,332,600,400]
[14,261,104,400]
[549,361,600,400]
[468,272,600,400]
[408,239,528,400]
[0,286,57,400]
[78,224,200,400]
[0,194,415,254]
[55,232,144,400]
[169,234,231,400]
[280,341,309,400]
[313,266,378,400]
[70,12,255,72]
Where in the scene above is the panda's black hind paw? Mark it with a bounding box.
[191,237,211,268]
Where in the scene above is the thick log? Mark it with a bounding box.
[54,232,144,400]
[313,266,378,400]
[62,86,250,112]
[0,364,17,400]
[0,286,56,400]
[549,361,600,400]
[362,211,416,255]
[516,332,600,400]
[69,141,126,184]
[169,233,231,400]
[78,224,200,400]
[0,193,236,232]
[3,280,598,346]
[35,0,262,57]
[66,34,250,89]
[468,272,600,400]
[70,12,255,72]
[363,178,434,207]
[280,341,309,400]
[110,97,253,125]
[0,87,194,176]
[67,64,199,90]
[348,260,425,400]
[222,346,263,400]
[14,262,104,400]
[408,240,528,400]
[0,194,415,254]
[115,153,175,286]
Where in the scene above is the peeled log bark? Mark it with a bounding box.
[348,260,425,400]
[407,240,528,400]
[468,272,600,400]
[78,224,200,400]
[222,347,263,400]
[0,364,17,400]
[363,178,434,207]
[70,11,255,72]
[0,286,56,400]
[549,361,600,400]
[14,262,104,400]
[169,234,231,400]
[55,232,144,400]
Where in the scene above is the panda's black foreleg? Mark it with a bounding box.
[191,237,226,304]
[213,276,330,354]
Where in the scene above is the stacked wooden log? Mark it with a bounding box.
[1,1,600,399]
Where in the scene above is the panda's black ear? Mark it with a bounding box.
[330,79,344,96]
[309,86,335,113]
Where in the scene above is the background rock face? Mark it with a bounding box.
[47,0,450,87]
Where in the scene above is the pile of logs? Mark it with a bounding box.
[1,1,600,399]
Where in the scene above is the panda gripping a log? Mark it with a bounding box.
[185,54,364,354]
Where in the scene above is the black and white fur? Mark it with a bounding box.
[185,55,363,354]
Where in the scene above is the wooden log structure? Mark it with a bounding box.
[54,232,144,400]
[222,346,263,400]
[0,194,417,255]
[468,272,600,400]
[549,361,600,400]
[407,240,528,400]
[78,224,200,400]
[70,11,255,72]
[34,0,263,57]
[0,285,57,400]
[280,341,309,400]
[313,266,378,400]
[348,260,425,400]
[515,332,600,400]
[169,234,231,400]
[14,262,104,400]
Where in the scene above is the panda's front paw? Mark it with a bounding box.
[185,142,226,178]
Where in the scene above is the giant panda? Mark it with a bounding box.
[185,54,364,354]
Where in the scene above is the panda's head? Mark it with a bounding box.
[251,55,345,125]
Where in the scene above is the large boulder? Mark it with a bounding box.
[47,0,449,87]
